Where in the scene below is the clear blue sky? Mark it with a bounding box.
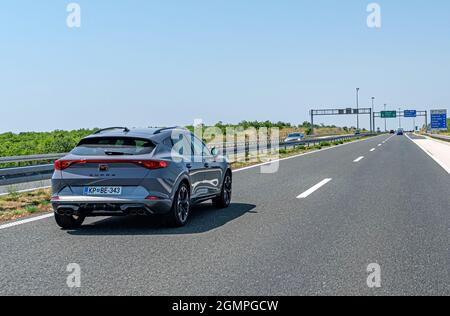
[1,0,449,133]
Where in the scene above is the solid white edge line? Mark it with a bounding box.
[233,134,387,173]
[405,134,450,175]
[353,156,365,163]
[0,213,54,231]
[297,178,332,199]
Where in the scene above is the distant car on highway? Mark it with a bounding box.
[51,127,232,229]
[284,133,305,143]
[397,128,404,135]
[354,129,361,135]
[390,130,395,134]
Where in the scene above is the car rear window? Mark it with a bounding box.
[72,137,156,156]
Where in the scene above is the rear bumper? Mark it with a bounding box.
[52,196,172,216]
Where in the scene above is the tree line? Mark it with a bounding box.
[0,129,97,157]
[0,121,353,158]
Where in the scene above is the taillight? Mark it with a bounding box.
[138,160,169,169]
[54,160,62,170]
[54,159,168,170]
[54,160,80,170]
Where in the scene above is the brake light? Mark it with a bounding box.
[54,160,83,170]
[54,159,168,170]
[138,160,169,170]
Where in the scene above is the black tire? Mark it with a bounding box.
[54,213,85,229]
[212,172,232,209]
[166,183,191,227]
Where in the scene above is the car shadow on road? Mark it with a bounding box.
[66,203,257,236]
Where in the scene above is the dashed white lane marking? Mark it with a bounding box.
[378,144,382,147]
[370,148,376,152]
[297,179,333,199]
[353,156,365,163]
[0,213,54,231]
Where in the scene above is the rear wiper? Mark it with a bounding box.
[104,151,131,156]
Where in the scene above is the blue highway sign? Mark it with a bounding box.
[430,110,447,130]
[404,110,417,118]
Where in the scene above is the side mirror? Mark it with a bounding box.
[211,147,219,157]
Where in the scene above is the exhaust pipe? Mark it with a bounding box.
[56,209,75,216]
[56,205,80,216]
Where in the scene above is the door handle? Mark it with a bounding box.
[186,163,192,169]
[204,162,210,168]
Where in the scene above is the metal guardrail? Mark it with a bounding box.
[208,134,356,149]
[0,133,374,187]
[0,153,66,164]
[0,164,54,177]
[278,133,369,150]
[0,164,54,186]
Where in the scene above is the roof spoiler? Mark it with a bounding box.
[94,127,130,135]
[154,126,186,134]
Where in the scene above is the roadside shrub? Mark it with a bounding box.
[25,206,39,214]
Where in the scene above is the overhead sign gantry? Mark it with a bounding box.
[374,110,428,131]
[310,108,373,132]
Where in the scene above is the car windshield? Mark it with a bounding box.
[71,137,156,156]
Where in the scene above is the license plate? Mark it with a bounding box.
[84,186,122,196]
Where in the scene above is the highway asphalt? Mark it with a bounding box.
[0,134,449,296]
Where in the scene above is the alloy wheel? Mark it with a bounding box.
[177,186,190,223]
[223,175,232,204]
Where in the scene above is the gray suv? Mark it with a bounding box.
[51,127,232,229]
